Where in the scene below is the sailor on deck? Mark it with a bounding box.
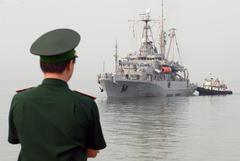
[8,29,106,161]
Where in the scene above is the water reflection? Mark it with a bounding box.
[96,97,190,161]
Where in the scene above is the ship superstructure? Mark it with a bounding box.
[98,5,196,97]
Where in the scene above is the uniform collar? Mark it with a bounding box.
[41,78,69,88]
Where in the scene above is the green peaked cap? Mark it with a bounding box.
[30,28,80,63]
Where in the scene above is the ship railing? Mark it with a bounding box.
[98,73,113,80]
[98,73,126,82]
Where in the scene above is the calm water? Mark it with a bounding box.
[1,81,240,161]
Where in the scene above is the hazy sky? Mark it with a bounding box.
[0,0,239,91]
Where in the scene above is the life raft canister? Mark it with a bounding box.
[161,67,172,73]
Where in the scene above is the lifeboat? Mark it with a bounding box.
[161,67,172,73]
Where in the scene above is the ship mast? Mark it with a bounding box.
[139,9,158,56]
[114,40,118,74]
[141,9,151,48]
[160,0,166,59]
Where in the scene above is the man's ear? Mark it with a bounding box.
[68,60,75,70]
[65,61,72,71]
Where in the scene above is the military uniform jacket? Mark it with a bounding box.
[8,78,106,161]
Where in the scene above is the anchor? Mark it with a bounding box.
[99,87,104,92]
[120,84,128,92]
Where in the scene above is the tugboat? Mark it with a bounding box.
[97,2,196,97]
[196,77,233,96]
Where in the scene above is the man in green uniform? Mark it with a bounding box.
[8,28,106,161]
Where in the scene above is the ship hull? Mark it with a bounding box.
[196,87,233,96]
[99,79,196,97]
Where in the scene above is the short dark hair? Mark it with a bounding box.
[40,57,75,73]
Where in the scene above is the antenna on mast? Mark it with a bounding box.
[162,0,164,27]
[103,60,105,73]
[160,0,166,59]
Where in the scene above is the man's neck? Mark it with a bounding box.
[43,73,69,82]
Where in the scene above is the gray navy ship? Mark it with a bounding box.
[98,7,196,97]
